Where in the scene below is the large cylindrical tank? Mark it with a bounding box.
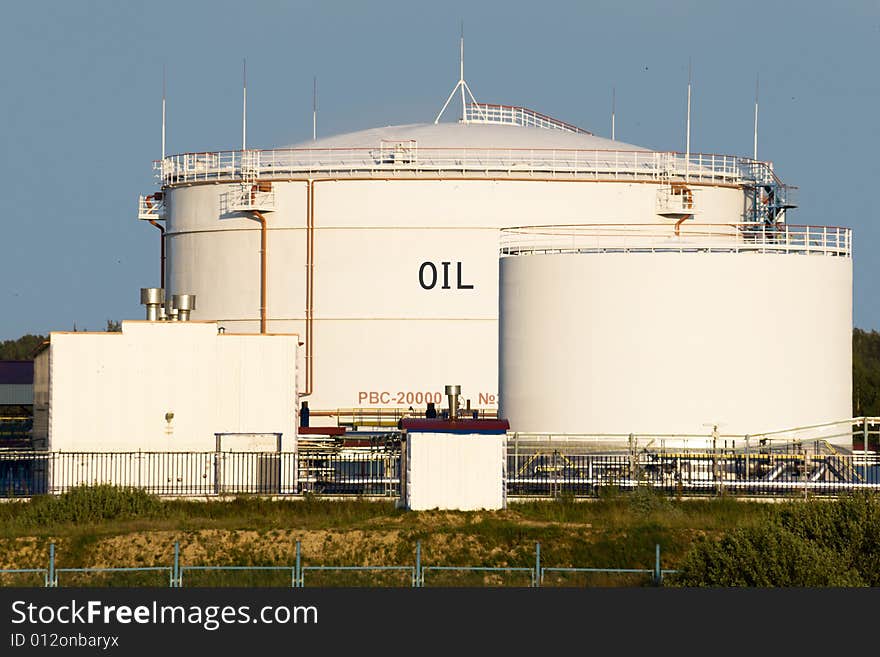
[498,224,853,442]
[156,107,770,413]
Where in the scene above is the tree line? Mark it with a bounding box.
[0,321,121,360]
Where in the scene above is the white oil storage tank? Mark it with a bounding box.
[143,100,790,419]
[497,222,853,442]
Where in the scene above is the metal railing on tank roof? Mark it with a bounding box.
[499,223,852,258]
[463,102,591,134]
[155,148,767,186]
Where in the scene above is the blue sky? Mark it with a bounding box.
[1,0,877,338]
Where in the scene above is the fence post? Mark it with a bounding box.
[654,544,662,587]
[172,541,180,588]
[415,541,422,588]
[535,542,541,588]
[803,444,809,500]
[628,434,636,483]
[295,540,302,588]
[745,435,750,492]
[47,543,56,588]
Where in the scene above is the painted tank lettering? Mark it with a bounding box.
[457,262,474,289]
[359,391,443,406]
[356,391,497,407]
[419,261,474,290]
[359,391,392,404]
[418,262,437,290]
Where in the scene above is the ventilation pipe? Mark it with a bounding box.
[140,287,165,321]
[172,294,196,322]
[164,298,179,322]
[445,384,461,421]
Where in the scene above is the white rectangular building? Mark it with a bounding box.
[400,419,508,511]
[32,321,299,493]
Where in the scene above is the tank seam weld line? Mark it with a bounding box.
[210,317,496,322]
[164,226,505,237]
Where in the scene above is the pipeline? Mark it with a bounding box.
[144,194,166,289]
[147,220,166,289]
[249,210,268,334]
[671,184,694,237]
[674,214,692,237]
[304,180,314,396]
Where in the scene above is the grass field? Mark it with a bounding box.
[0,486,778,587]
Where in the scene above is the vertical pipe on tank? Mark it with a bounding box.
[674,213,692,237]
[147,219,166,289]
[249,210,268,334]
[304,180,315,395]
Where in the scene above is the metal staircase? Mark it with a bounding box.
[744,161,797,226]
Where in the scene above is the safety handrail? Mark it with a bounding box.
[499,223,852,257]
[154,148,775,187]
[463,102,591,134]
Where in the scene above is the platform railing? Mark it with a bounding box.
[499,223,852,257]
[463,102,590,134]
[155,148,765,186]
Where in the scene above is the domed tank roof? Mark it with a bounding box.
[288,121,651,152]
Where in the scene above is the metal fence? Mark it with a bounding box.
[0,541,673,589]
[0,450,399,498]
[508,418,880,497]
[2,423,879,499]
[508,450,880,497]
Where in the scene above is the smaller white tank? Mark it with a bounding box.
[498,223,853,445]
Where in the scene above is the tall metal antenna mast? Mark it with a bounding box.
[434,22,486,124]
[611,86,616,141]
[753,73,759,161]
[242,58,247,151]
[685,58,692,181]
[313,76,317,141]
[161,65,166,160]
[459,21,466,120]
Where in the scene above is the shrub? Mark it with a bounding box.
[673,524,864,587]
[18,486,164,526]
[773,492,880,585]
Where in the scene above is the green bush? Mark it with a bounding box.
[12,486,164,527]
[673,524,865,587]
[772,493,880,586]
[627,485,674,516]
